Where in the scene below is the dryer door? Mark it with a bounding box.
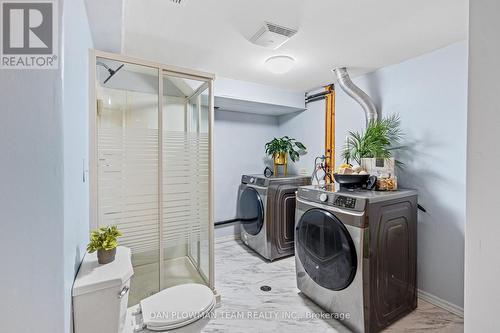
[238,187,264,235]
[296,208,357,291]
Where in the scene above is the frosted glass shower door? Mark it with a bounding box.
[161,74,211,289]
[92,50,215,307]
[95,58,160,306]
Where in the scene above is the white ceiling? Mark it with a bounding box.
[90,0,468,92]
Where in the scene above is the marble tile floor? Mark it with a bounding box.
[201,240,464,333]
[125,239,463,332]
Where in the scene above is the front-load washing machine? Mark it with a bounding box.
[238,174,311,261]
[295,185,418,333]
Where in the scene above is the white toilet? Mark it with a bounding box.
[128,283,216,332]
[73,246,216,333]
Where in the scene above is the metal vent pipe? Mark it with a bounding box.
[333,67,378,125]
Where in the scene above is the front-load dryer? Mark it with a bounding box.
[238,174,310,261]
[295,185,418,333]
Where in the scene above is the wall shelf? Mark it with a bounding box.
[214,77,305,116]
[215,95,304,116]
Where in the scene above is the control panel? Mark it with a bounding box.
[297,187,367,212]
[241,175,269,187]
[333,195,357,209]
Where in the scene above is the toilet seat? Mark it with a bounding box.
[140,283,216,331]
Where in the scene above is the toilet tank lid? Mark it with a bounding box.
[72,246,134,297]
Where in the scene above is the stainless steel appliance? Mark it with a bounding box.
[238,174,311,261]
[295,185,418,332]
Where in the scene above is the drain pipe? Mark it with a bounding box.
[332,67,378,125]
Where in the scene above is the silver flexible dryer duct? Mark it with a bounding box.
[333,67,378,125]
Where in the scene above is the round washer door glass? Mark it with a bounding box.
[296,208,357,291]
[238,187,264,235]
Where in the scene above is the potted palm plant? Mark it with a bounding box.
[342,114,403,165]
[341,114,403,190]
[265,136,307,176]
[87,225,123,264]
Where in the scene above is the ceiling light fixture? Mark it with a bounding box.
[265,55,295,74]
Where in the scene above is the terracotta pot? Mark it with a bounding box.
[97,247,117,264]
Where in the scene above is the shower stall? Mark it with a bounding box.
[89,50,215,306]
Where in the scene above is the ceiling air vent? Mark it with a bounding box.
[169,0,188,5]
[250,22,297,50]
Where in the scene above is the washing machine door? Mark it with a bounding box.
[296,208,357,291]
[238,187,264,235]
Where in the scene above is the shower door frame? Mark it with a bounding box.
[89,49,216,292]
[183,79,210,282]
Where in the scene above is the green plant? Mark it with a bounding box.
[342,114,404,165]
[265,136,307,162]
[87,225,123,253]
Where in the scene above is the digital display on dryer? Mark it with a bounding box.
[256,178,266,186]
[334,196,356,209]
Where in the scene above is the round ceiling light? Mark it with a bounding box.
[265,55,295,74]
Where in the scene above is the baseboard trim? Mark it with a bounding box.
[418,289,464,318]
[215,234,241,244]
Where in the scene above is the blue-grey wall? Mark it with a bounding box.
[214,110,278,238]
[279,41,467,310]
[213,42,467,312]
[62,0,94,331]
[0,1,93,332]
[278,87,366,176]
[0,67,65,333]
[213,79,398,238]
[346,41,467,310]
[278,95,326,176]
[0,4,65,333]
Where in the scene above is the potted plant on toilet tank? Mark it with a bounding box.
[265,136,307,176]
[87,225,123,264]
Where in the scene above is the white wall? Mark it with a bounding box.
[214,110,278,237]
[62,0,94,331]
[465,1,500,330]
[278,41,468,311]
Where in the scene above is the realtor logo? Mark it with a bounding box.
[1,0,58,69]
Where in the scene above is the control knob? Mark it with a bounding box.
[319,193,328,202]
